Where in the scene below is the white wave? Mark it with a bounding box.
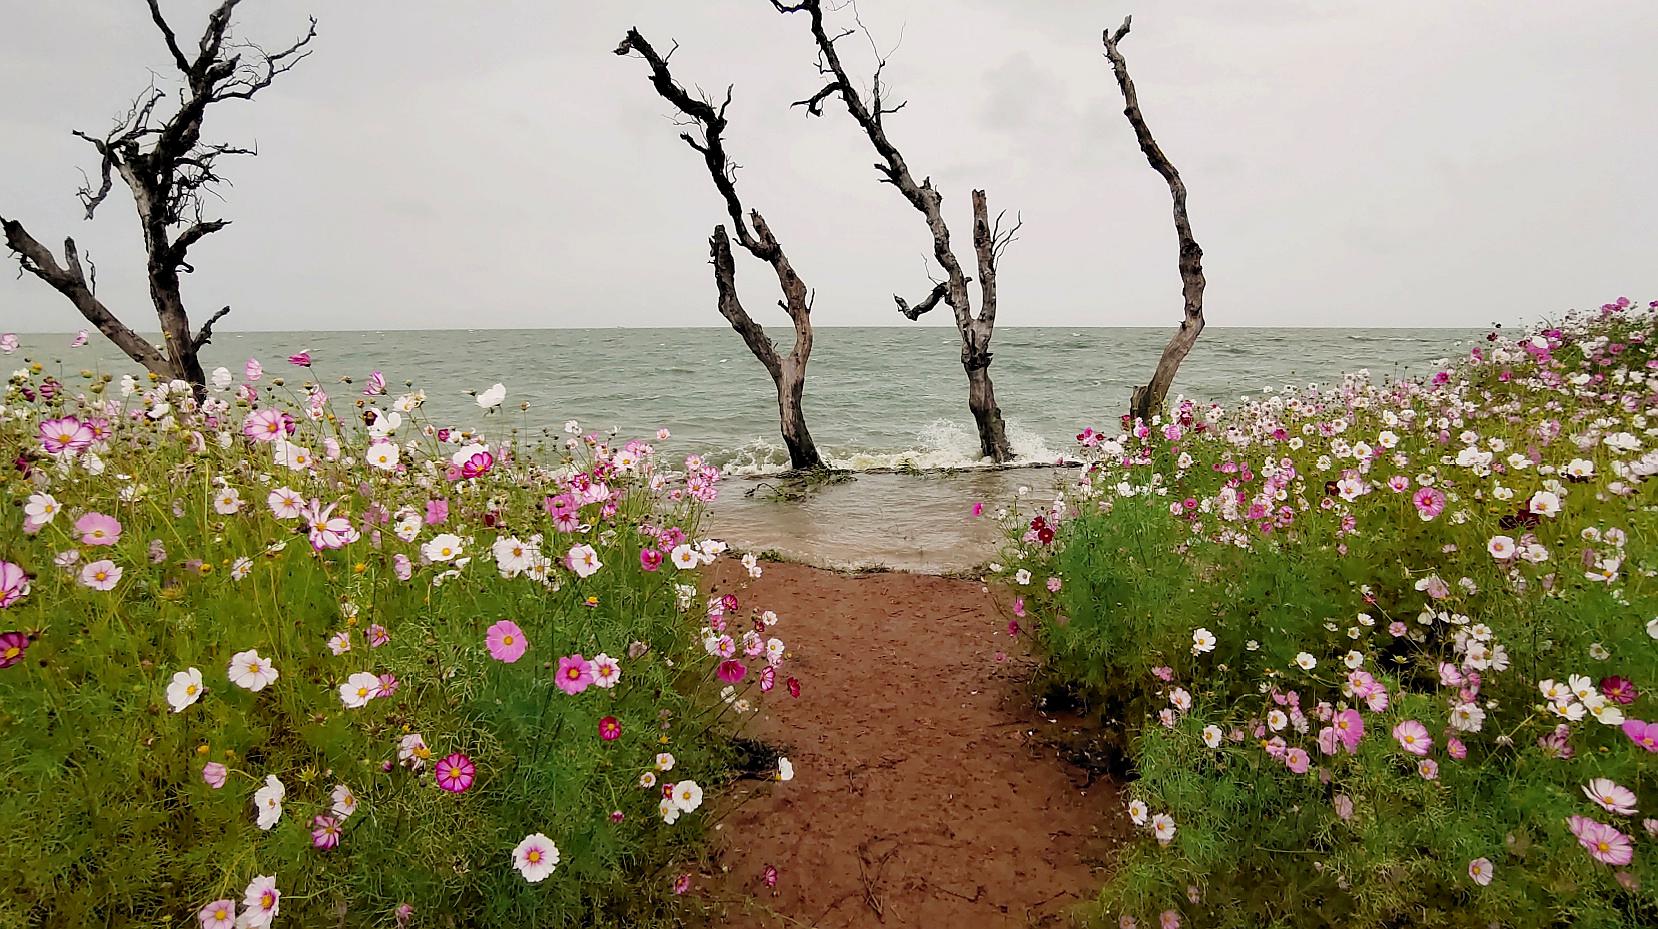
[713,418,1068,476]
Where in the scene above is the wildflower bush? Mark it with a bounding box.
[0,356,796,928]
[996,300,1658,928]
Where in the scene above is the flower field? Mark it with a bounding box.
[995,299,1657,927]
[0,357,795,928]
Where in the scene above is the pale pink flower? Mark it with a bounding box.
[1583,778,1638,816]
[75,512,121,546]
[79,559,122,591]
[486,620,528,663]
[1392,719,1432,755]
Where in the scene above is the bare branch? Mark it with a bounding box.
[1103,17,1208,421]
[895,281,949,320]
[170,219,230,264]
[146,0,193,75]
[792,82,842,117]
[193,305,231,350]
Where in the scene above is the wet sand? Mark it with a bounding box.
[697,560,1128,928]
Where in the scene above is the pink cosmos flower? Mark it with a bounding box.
[1332,794,1354,821]
[459,451,494,479]
[1446,737,1467,760]
[311,814,343,850]
[75,512,122,546]
[0,631,29,669]
[0,561,30,609]
[639,548,663,571]
[425,498,448,525]
[362,370,386,396]
[717,659,747,684]
[1569,816,1635,866]
[288,351,312,367]
[435,753,475,792]
[1284,748,1311,774]
[69,329,88,347]
[1417,758,1439,780]
[1411,487,1445,520]
[486,620,528,663]
[201,761,228,789]
[1584,778,1638,816]
[1468,858,1493,886]
[599,716,622,741]
[393,554,413,581]
[971,502,984,517]
[1392,720,1432,755]
[368,624,390,648]
[197,899,237,929]
[245,358,263,380]
[39,416,94,456]
[1333,708,1363,752]
[673,873,692,895]
[79,560,122,591]
[1622,719,1658,752]
[556,655,593,694]
[762,864,779,889]
[241,409,290,444]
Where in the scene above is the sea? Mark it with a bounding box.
[7,327,1479,572]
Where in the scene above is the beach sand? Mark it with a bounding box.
[699,560,1129,928]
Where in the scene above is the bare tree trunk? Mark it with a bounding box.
[620,28,826,471]
[773,0,1017,463]
[1104,17,1207,425]
[2,0,315,400]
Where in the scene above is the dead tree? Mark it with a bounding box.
[1103,16,1207,424]
[0,0,317,400]
[771,0,1018,463]
[616,28,825,471]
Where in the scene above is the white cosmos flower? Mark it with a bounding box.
[476,383,507,409]
[1202,725,1223,749]
[1267,709,1289,732]
[1528,490,1561,517]
[24,492,60,524]
[672,779,704,813]
[1127,798,1148,825]
[777,757,795,782]
[366,441,399,471]
[267,487,305,520]
[655,752,676,772]
[228,649,278,691]
[1014,568,1032,585]
[1294,652,1317,671]
[511,833,559,882]
[253,775,285,830]
[659,797,681,825]
[1583,778,1638,816]
[214,487,243,515]
[567,544,602,578]
[1150,813,1177,845]
[241,874,280,925]
[273,440,313,471]
[423,533,463,562]
[1486,535,1516,560]
[1191,627,1217,654]
[210,366,233,390]
[670,544,699,570]
[339,671,380,709]
[166,667,204,712]
[331,783,358,818]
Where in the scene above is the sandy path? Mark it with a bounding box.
[700,561,1126,928]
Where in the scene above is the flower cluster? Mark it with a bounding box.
[993,300,1658,927]
[0,353,797,927]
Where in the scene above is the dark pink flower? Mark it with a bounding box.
[435,753,475,792]
[556,655,593,695]
[1600,676,1638,705]
[1622,719,1658,752]
[716,660,747,684]
[598,716,621,741]
[639,548,663,572]
[311,814,342,850]
[762,864,778,888]
[288,351,312,367]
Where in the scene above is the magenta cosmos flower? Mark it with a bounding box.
[717,660,747,684]
[1621,719,1658,752]
[435,753,475,793]
[1411,487,1445,520]
[0,631,30,669]
[486,620,528,663]
[598,716,622,741]
[38,416,94,456]
[1599,676,1638,705]
[555,655,593,694]
[75,512,122,546]
[0,561,30,608]
[311,814,343,850]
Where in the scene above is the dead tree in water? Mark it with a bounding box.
[0,0,316,401]
[1103,16,1208,425]
[771,0,1019,463]
[616,29,824,471]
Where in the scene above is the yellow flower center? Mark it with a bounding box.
[527,850,541,863]
[186,685,198,695]
[503,635,514,645]
[2,647,18,660]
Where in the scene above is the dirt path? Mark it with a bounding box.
[701,561,1127,929]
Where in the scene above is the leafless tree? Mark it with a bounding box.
[616,28,825,471]
[1103,16,1207,424]
[0,0,317,400]
[771,0,1018,463]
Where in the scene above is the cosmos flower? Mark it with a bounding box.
[435,753,475,792]
[1467,858,1493,886]
[555,655,593,695]
[311,814,343,849]
[253,775,285,830]
[598,716,622,741]
[672,779,704,813]
[1583,778,1638,816]
[74,512,121,546]
[486,620,528,663]
[590,653,621,687]
[227,650,278,691]
[240,874,279,926]
[0,563,28,609]
[1392,720,1432,756]
[78,560,122,591]
[512,833,559,882]
[339,671,380,708]
[201,762,228,789]
[166,667,205,712]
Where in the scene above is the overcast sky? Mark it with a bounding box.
[1,0,1653,332]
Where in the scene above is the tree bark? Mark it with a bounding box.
[773,0,1015,463]
[2,1,314,399]
[621,28,826,471]
[1104,17,1207,425]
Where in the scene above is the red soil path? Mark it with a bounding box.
[700,561,1128,928]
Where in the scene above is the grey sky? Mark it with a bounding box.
[1,0,1653,332]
